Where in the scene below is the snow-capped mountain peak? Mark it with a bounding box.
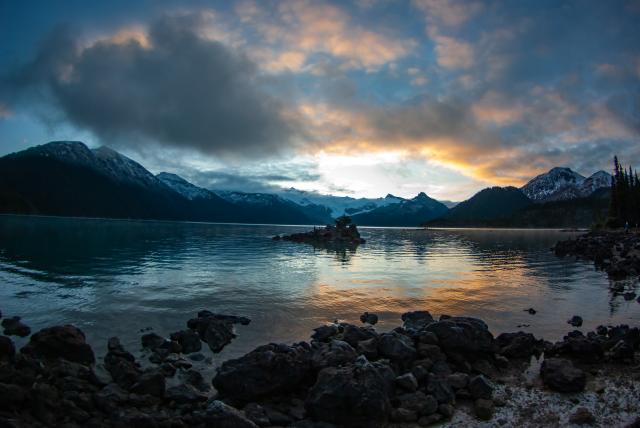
[93,146,164,190]
[521,167,610,202]
[157,172,214,200]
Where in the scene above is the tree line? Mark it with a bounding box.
[609,156,640,227]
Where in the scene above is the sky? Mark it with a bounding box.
[1,0,639,201]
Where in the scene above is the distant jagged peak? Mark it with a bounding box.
[157,172,213,200]
[522,166,610,202]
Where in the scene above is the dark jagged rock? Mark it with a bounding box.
[540,358,586,392]
[359,312,378,325]
[21,325,95,365]
[401,311,435,331]
[396,390,438,415]
[475,398,494,420]
[187,311,250,353]
[205,400,259,428]
[495,331,544,358]
[0,336,15,361]
[425,374,455,404]
[568,315,583,327]
[424,317,494,355]
[377,331,417,366]
[170,329,202,354]
[104,337,141,389]
[305,357,392,427]
[311,324,339,342]
[395,372,418,391]
[1,316,31,337]
[570,407,596,425]
[341,324,378,347]
[311,340,358,370]
[468,375,494,400]
[141,332,166,350]
[273,216,366,246]
[213,342,313,401]
[165,383,208,403]
[130,369,165,397]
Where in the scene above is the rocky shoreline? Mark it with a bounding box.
[1,307,639,427]
[554,230,640,281]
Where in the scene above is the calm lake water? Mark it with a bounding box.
[1,215,639,364]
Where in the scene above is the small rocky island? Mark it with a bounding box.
[273,216,366,246]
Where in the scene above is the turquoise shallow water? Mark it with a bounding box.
[1,215,638,364]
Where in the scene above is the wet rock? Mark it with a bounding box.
[569,407,596,425]
[425,374,455,404]
[418,413,443,426]
[141,333,166,350]
[244,402,270,426]
[402,311,435,331]
[447,372,469,390]
[417,343,445,361]
[391,407,418,422]
[540,358,586,392]
[311,324,339,342]
[568,315,583,327]
[311,340,358,370]
[424,317,494,355]
[213,342,312,401]
[468,375,494,400]
[305,357,392,427]
[165,384,207,404]
[1,316,31,337]
[22,325,95,365]
[342,324,377,348]
[397,391,438,416]
[170,329,202,354]
[547,333,604,363]
[377,331,417,365]
[430,359,452,376]
[395,372,418,391]
[180,368,211,392]
[130,370,165,397]
[438,403,454,419]
[359,312,378,325]
[187,311,249,353]
[495,331,544,358]
[356,337,378,360]
[474,398,494,420]
[104,337,141,389]
[0,336,15,361]
[204,400,258,428]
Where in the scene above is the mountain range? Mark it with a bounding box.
[0,141,614,227]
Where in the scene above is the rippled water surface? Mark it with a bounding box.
[1,215,639,362]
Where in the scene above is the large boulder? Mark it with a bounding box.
[401,311,435,331]
[377,332,417,366]
[1,316,31,337]
[495,332,544,358]
[311,340,358,370]
[424,317,494,355]
[0,336,15,361]
[170,329,202,354]
[21,325,95,365]
[104,337,141,389]
[213,343,312,401]
[540,358,586,392]
[341,324,378,348]
[305,357,393,427]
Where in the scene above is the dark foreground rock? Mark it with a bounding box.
[1,309,639,427]
[540,358,586,392]
[273,216,365,246]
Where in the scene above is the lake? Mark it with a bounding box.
[1,215,638,365]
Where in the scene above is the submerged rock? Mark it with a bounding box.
[187,311,250,353]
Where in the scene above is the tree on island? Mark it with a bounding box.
[608,156,640,228]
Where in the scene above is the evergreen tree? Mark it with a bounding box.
[609,156,640,227]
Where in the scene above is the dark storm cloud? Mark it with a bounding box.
[4,13,302,158]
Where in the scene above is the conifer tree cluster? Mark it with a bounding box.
[609,156,640,227]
